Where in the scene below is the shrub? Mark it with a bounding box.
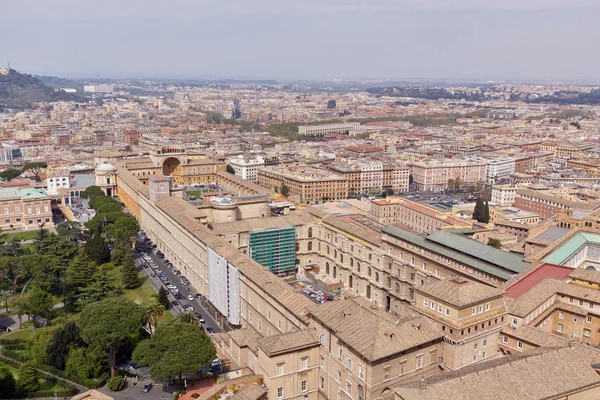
[0,366,16,397]
[107,375,124,392]
[17,361,40,393]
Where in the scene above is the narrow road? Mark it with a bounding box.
[134,240,223,334]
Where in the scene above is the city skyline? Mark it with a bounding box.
[2,1,600,81]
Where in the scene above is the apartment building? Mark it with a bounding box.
[298,122,361,136]
[329,160,409,195]
[310,298,444,400]
[413,277,507,369]
[411,160,486,192]
[515,189,599,219]
[491,185,517,207]
[381,228,530,288]
[370,197,472,233]
[0,187,54,230]
[228,155,266,183]
[257,164,348,203]
[485,158,515,184]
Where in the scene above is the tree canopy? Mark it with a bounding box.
[21,162,47,181]
[133,321,215,383]
[81,185,105,200]
[78,296,145,376]
[0,169,22,182]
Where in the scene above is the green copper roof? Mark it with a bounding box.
[0,187,49,199]
[542,232,600,265]
[383,226,530,280]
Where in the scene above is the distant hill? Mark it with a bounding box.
[37,75,86,93]
[0,69,84,109]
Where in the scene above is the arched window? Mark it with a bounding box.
[333,266,337,279]
[395,283,400,293]
[334,250,337,259]
[366,285,371,299]
[340,255,344,263]
[327,246,330,255]
[368,267,372,277]
[375,272,380,282]
[308,227,313,238]
[358,386,364,400]
[326,262,330,274]
[357,262,361,273]
[350,258,354,267]
[308,242,313,251]
[296,242,300,252]
[349,275,353,288]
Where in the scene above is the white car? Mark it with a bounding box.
[166,284,177,289]
[188,295,194,301]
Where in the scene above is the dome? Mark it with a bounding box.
[96,162,117,172]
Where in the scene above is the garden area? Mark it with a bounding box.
[0,186,215,395]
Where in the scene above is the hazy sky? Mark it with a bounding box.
[1,0,600,81]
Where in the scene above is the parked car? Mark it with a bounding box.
[188,295,194,301]
[206,327,215,335]
[143,382,153,393]
[184,305,195,312]
[175,294,184,300]
[171,301,179,307]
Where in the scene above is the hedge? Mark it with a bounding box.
[0,350,108,389]
[0,355,77,398]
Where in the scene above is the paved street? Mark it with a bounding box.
[134,239,223,335]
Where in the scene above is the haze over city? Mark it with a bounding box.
[2,0,600,81]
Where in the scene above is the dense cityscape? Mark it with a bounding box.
[3,2,600,400]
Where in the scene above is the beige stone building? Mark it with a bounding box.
[0,187,54,230]
[258,164,348,203]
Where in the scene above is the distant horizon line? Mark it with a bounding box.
[12,67,600,86]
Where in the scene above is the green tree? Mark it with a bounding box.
[22,287,54,334]
[84,233,111,265]
[472,198,485,222]
[176,311,199,326]
[225,164,235,175]
[80,269,123,303]
[488,238,502,249]
[157,287,170,310]
[46,321,83,370]
[1,238,26,257]
[107,375,124,391]
[65,347,106,380]
[145,304,165,334]
[67,255,97,299]
[78,297,145,376]
[0,169,22,182]
[0,366,16,397]
[27,327,55,365]
[17,361,40,392]
[132,321,216,383]
[280,183,290,197]
[81,186,105,200]
[122,258,140,289]
[56,221,84,242]
[21,162,47,182]
[105,215,139,244]
[0,289,12,312]
[483,200,490,223]
[0,255,43,296]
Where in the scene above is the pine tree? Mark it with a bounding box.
[280,183,290,197]
[84,233,111,265]
[157,287,170,309]
[68,256,98,296]
[17,361,40,392]
[472,198,484,222]
[122,258,140,289]
[483,200,490,223]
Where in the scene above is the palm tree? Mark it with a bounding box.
[145,304,165,334]
[0,289,12,313]
[176,311,199,325]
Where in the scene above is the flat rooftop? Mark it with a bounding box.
[0,187,49,199]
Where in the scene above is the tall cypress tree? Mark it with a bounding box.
[473,198,485,222]
[122,258,140,289]
[84,233,111,265]
[483,200,490,223]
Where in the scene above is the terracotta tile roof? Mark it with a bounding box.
[309,298,443,362]
[397,346,600,400]
[257,329,319,356]
[229,384,267,400]
[569,268,600,285]
[507,279,561,317]
[210,212,315,235]
[417,277,504,308]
